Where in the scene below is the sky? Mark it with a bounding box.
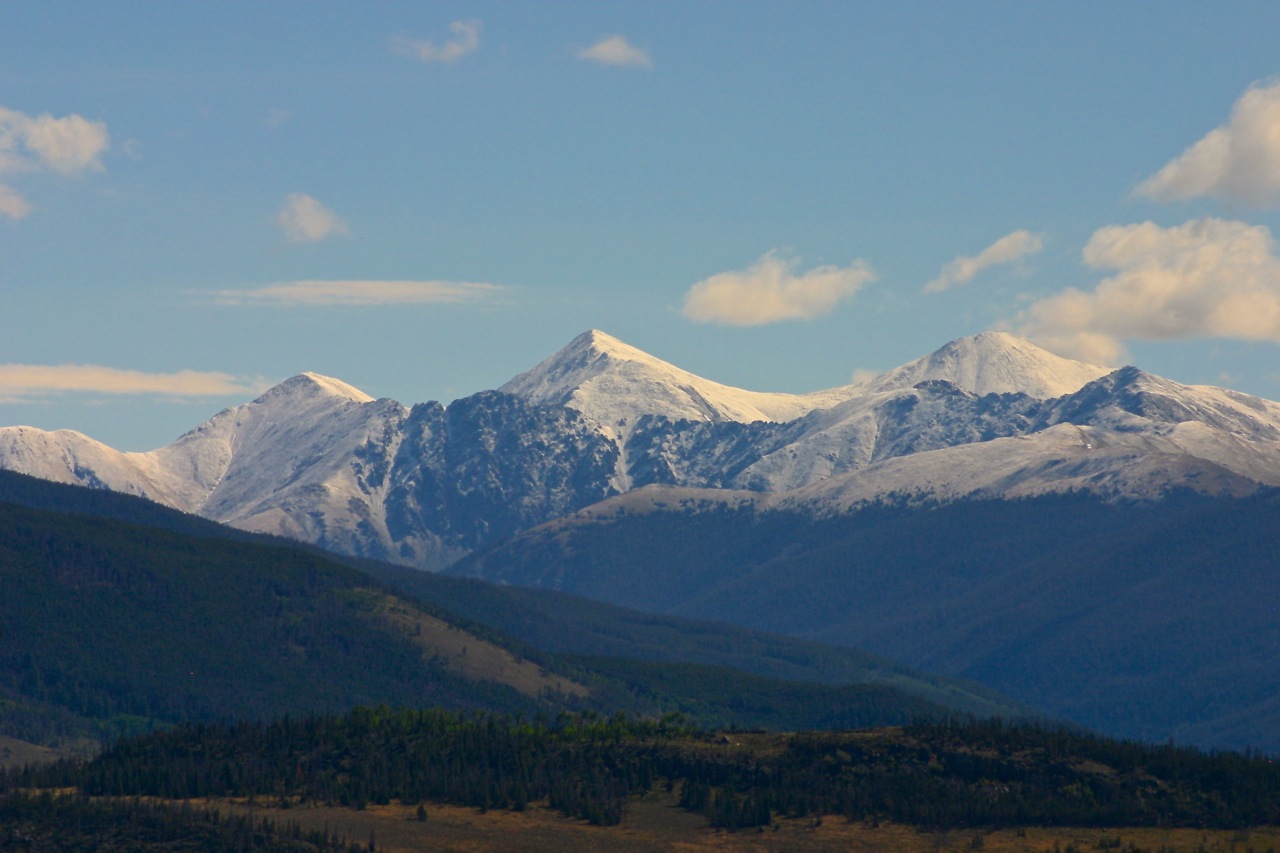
[4,2,1280,450]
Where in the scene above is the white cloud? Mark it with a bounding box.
[1136,80,1280,208]
[577,35,653,68]
[682,252,876,326]
[1020,217,1280,364]
[0,105,110,175]
[0,364,262,401]
[393,20,482,64]
[0,184,31,220]
[276,193,348,243]
[923,230,1044,294]
[210,279,505,307]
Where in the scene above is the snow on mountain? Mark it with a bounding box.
[1036,366,1280,486]
[0,426,194,507]
[0,371,624,569]
[168,374,409,553]
[779,423,1266,513]
[4,329,1280,571]
[1041,366,1280,440]
[861,331,1111,399]
[500,329,857,433]
[722,381,1043,493]
[0,373,407,539]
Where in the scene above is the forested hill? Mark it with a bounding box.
[0,476,1017,748]
[10,709,1280,832]
[0,467,1031,739]
[452,489,1280,752]
[0,498,559,744]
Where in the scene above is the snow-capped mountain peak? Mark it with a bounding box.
[862,332,1111,399]
[255,372,375,405]
[500,329,858,432]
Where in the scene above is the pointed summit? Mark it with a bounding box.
[254,372,375,406]
[501,330,851,431]
[863,332,1110,399]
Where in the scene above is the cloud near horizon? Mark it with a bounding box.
[924,230,1044,294]
[1020,217,1280,364]
[276,193,347,243]
[393,20,482,64]
[0,364,264,402]
[577,35,652,68]
[210,279,505,307]
[1136,80,1280,209]
[682,252,876,326]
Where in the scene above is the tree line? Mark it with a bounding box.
[6,709,1280,833]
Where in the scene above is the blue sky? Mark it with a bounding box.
[4,2,1280,450]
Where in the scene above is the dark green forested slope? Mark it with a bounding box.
[0,477,998,745]
[0,499,544,744]
[453,490,1280,753]
[0,469,270,543]
[0,468,1031,731]
[360,560,1027,720]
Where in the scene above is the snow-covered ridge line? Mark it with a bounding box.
[2,329,1279,571]
[861,331,1111,399]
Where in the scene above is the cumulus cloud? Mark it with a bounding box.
[923,230,1044,294]
[276,193,347,243]
[210,279,504,307]
[1136,80,1280,208]
[0,105,110,175]
[682,252,876,326]
[0,106,109,218]
[0,364,262,401]
[1020,217,1280,364]
[393,20,482,64]
[577,35,653,68]
[0,184,31,220]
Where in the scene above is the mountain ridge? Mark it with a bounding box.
[449,487,1280,752]
[2,330,1279,568]
[862,331,1111,398]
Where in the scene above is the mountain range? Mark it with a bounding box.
[4,329,1278,570]
[4,330,1278,751]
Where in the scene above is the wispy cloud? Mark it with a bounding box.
[0,364,263,401]
[577,35,652,68]
[682,252,876,326]
[1136,80,1280,209]
[0,105,110,175]
[0,183,31,220]
[924,230,1044,294]
[1020,217,1280,364]
[276,193,347,243]
[393,20,482,64]
[210,279,505,307]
